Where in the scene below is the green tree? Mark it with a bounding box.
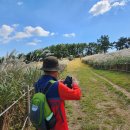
[97,35,110,53]
[114,37,127,50]
[86,42,100,55]
[126,37,130,48]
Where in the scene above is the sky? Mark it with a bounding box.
[0,0,130,56]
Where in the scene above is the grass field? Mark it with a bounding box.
[63,58,130,130]
[92,69,130,92]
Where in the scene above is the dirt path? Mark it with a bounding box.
[65,58,130,130]
[92,71,130,99]
[65,59,84,130]
[67,100,84,130]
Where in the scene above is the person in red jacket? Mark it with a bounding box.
[35,56,81,130]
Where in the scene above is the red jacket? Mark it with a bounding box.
[48,81,81,130]
[35,75,81,130]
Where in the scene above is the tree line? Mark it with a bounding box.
[0,35,130,63]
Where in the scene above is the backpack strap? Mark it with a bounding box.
[43,80,56,94]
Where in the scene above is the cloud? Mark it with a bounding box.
[0,25,52,44]
[0,25,14,38]
[17,1,23,6]
[112,1,126,7]
[13,26,50,40]
[63,33,76,38]
[12,26,50,41]
[50,32,55,36]
[89,0,128,16]
[13,32,31,39]
[89,1,111,16]
[24,26,50,37]
[27,39,42,46]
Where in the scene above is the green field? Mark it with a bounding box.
[92,69,130,92]
[64,58,130,130]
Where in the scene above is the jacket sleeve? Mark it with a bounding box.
[58,81,81,100]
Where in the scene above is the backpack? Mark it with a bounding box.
[30,80,56,130]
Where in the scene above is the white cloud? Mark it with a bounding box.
[27,39,42,46]
[89,1,111,16]
[50,32,55,36]
[63,33,76,38]
[0,25,52,44]
[13,32,31,39]
[0,25,14,38]
[24,26,50,37]
[34,27,50,36]
[112,1,126,7]
[17,1,23,6]
[12,26,50,40]
[89,0,128,16]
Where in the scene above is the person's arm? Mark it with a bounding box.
[58,81,81,100]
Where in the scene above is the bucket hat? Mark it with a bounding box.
[42,56,59,71]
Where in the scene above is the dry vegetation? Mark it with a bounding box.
[82,48,130,67]
[0,55,68,129]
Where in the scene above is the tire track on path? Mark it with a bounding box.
[91,71,130,99]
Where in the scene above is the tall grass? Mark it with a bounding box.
[0,53,68,129]
[0,53,42,129]
[82,48,130,66]
[0,55,42,112]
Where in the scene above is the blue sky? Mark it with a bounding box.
[0,0,130,56]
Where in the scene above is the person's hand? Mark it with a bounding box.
[63,76,72,89]
[72,77,79,85]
